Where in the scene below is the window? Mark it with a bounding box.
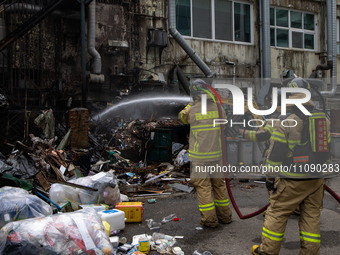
[176,0,252,43]
[270,7,316,50]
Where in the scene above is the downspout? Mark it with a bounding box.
[259,0,263,83]
[168,0,213,77]
[319,0,337,96]
[88,0,104,83]
[262,0,271,80]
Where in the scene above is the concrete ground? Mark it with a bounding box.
[121,177,340,255]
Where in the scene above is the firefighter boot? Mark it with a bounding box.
[252,245,259,255]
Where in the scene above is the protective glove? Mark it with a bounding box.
[266,178,277,192]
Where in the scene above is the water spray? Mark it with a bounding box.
[94,96,191,120]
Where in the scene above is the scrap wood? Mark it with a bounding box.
[127,189,164,195]
[48,162,66,181]
[144,170,172,185]
[35,171,51,191]
[141,189,164,194]
[48,152,66,168]
[47,179,98,191]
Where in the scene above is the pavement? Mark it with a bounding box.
[120,177,340,255]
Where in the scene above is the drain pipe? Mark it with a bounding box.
[310,0,333,77]
[319,0,337,96]
[88,0,104,83]
[262,0,271,80]
[168,0,213,77]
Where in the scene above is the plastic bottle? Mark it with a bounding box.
[202,252,212,255]
[138,235,150,254]
[161,213,177,223]
[173,247,184,255]
[156,240,170,253]
[119,236,127,244]
[192,251,202,255]
[152,232,174,241]
[110,229,120,236]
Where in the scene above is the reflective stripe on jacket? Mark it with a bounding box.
[265,94,331,179]
[179,96,225,162]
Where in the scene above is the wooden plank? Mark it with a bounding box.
[35,172,50,191]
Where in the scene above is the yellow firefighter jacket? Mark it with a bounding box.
[180,95,225,163]
[265,93,331,179]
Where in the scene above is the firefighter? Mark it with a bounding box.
[179,79,232,227]
[239,92,300,216]
[252,77,331,255]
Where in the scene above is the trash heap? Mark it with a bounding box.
[0,107,196,254]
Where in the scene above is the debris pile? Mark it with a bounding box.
[0,105,196,254]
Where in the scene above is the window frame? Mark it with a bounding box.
[178,0,254,45]
[337,18,340,55]
[270,7,317,51]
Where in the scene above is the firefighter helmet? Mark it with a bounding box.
[287,77,310,91]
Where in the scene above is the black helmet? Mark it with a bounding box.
[190,79,210,96]
[287,77,310,91]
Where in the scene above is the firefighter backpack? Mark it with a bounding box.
[282,109,331,165]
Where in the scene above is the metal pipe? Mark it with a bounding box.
[261,0,271,79]
[259,0,263,82]
[88,0,101,74]
[327,0,333,64]
[4,3,80,19]
[168,0,213,77]
[81,0,86,107]
[320,0,337,96]
[176,66,190,95]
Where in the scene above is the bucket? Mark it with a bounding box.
[226,138,239,165]
[97,209,126,231]
[238,139,253,165]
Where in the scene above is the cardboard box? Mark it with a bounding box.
[116,202,144,222]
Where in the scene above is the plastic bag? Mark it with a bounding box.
[49,171,120,210]
[174,149,189,167]
[161,214,177,224]
[0,208,113,255]
[0,186,52,228]
[172,142,184,155]
[145,219,162,230]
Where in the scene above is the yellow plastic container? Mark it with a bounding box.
[116,202,144,222]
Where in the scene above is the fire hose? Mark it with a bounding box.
[202,83,340,219]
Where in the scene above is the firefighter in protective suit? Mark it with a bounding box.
[179,79,232,227]
[239,94,300,216]
[252,77,331,255]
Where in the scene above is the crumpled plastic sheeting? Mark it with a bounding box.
[0,186,52,228]
[0,161,12,172]
[49,171,120,210]
[0,208,113,255]
[34,109,55,139]
[174,149,190,167]
[172,142,184,155]
[0,152,12,173]
[4,153,39,179]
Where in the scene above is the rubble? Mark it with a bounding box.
[0,105,196,254]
